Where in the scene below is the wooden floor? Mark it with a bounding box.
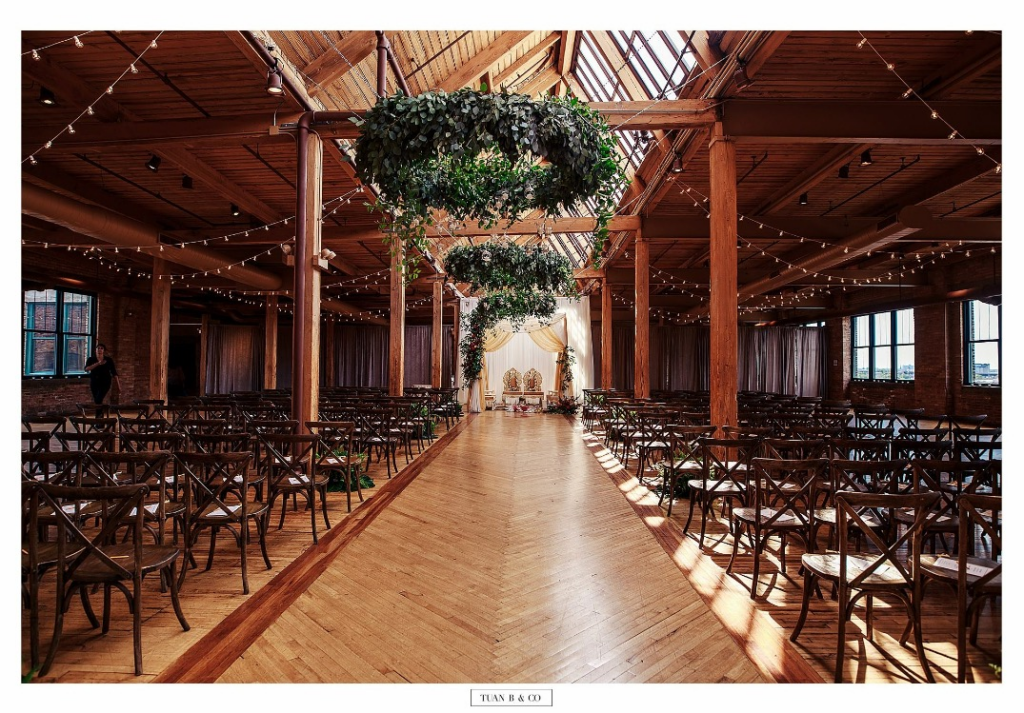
[22,410,1002,688]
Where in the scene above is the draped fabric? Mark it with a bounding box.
[404,325,432,387]
[205,324,264,394]
[528,319,567,397]
[659,326,709,391]
[794,327,828,397]
[458,296,593,410]
[612,322,635,391]
[480,327,517,411]
[332,325,389,387]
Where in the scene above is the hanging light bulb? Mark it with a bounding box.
[130,63,138,74]
[86,105,94,115]
[74,35,83,48]
[31,49,40,60]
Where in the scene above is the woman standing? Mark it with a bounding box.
[84,343,121,405]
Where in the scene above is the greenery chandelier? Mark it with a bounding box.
[354,88,627,278]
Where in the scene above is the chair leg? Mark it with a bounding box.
[835,595,849,683]
[132,574,143,675]
[167,561,190,632]
[259,514,272,570]
[241,519,250,595]
[790,570,815,642]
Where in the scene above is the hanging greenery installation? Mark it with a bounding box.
[354,88,627,278]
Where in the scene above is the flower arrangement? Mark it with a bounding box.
[545,395,581,415]
[354,88,626,277]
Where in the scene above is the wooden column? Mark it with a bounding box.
[634,228,650,399]
[388,246,406,395]
[601,277,613,389]
[431,280,443,388]
[452,301,460,389]
[199,314,209,396]
[149,257,171,403]
[709,121,738,430]
[264,295,278,390]
[292,120,323,426]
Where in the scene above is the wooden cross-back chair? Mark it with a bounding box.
[307,421,363,513]
[682,436,757,550]
[176,451,270,594]
[791,490,941,683]
[35,481,189,676]
[257,433,331,543]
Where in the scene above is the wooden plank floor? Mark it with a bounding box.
[577,420,1002,684]
[214,410,764,683]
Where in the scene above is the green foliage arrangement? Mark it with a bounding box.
[354,89,627,277]
[459,290,558,385]
[445,242,576,295]
[556,346,576,393]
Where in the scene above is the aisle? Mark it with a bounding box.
[213,411,764,683]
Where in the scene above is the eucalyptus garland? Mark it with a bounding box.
[354,89,626,277]
[444,242,576,295]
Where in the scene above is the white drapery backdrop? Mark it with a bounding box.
[458,296,593,410]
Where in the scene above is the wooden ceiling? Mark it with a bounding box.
[20,30,1001,325]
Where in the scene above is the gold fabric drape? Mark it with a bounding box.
[479,328,516,410]
[528,324,568,397]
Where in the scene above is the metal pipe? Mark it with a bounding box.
[376,31,389,98]
[292,112,313,425]
[384,35,412,96]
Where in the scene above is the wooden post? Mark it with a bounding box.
[452,300,460,389]
[634,228,650,399]
[601,277,613,389]
[264,295,278,390]
[292,119,323,426]
[709,121,738,430]
[149,257,171,403]
[388,246,406,395]
[431,279,443,388]
[199,314,209,396]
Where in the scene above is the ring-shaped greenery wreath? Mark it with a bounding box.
[445,243,576,386]
[354,89,626,279]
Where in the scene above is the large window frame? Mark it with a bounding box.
[23,288,97,378]
[851,308,914,382]
[963,300,1000,387]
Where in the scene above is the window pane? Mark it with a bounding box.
[853,347,870,380]
[895,308,914,345]
[872,346,891,379]
[969,342,1000,385]
[853,315,870,347]
[63,293,93,334]
[63,335,91,374]
[24,332,56,376]
[873,312,892,346]
[24,290,57,331]
[896,345,915,381]
[969,301,999,341]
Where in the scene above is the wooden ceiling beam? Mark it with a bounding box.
[494,32,560,89]
[682,31,722,80]
[302,31,379,95]
[516,67,559,97]
[437,31,534,91]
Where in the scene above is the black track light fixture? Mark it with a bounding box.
[146,154,161,172]
[181,174,193,189]
[38,86,56,106]
[732,60,752,91]
[230,203,241,217]
[670,155,684,174]
[799,192,808,206]
[266,57,285,96]
[838,164,850,179]
[859,150,874,167]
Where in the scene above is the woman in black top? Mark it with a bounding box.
[84,343,121,405]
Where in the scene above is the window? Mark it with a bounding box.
[963,300,1000,386]
[851,308,914,381]
[23,289,96,377]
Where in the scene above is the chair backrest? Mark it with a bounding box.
[185,432,251,454]
[119,431,184,453]
[957,493,1001,589]
[835,490,941,587]
[890,438,952,462]
[257,433,320,486]
[175,452,253,523]
[763,438,828,460]
[37,481,150,582]
[701,437,758,489]
[55,431,116,453]
[523,368,542,392]
[68,416,118,434]
[750,457,828,530]
[910,460,997,524]
[826,437,892,462]
[22,451,84,484]
[503,368,522,392]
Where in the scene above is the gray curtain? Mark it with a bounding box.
[334,325,389,387]
[613,322,634,391]
[205,324,264,394]
[659,326,709,391]
[404,325,432,387]
[794,327,827,397]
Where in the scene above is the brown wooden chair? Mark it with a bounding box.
[259,433,331,543]
[681,436,755,549]
[36,481,189,676]
[791,490,940,682]
[657,425,717,516]
[176,451,270,594]
[920,493,1001,682]
[727,457,828,598]
[307,420,363,513]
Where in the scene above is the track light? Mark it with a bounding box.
[799,193,808,206]
[38,86,56,106]
[181,174,193,189]
[230,204,240,216]
[266,58,285,95]
[838,164,850,179]
[859,150,874,167]
[320,248,337,261]
[670,155,684,174]
[146,154,161,171]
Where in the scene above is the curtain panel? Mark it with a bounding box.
[205,324,264,394]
